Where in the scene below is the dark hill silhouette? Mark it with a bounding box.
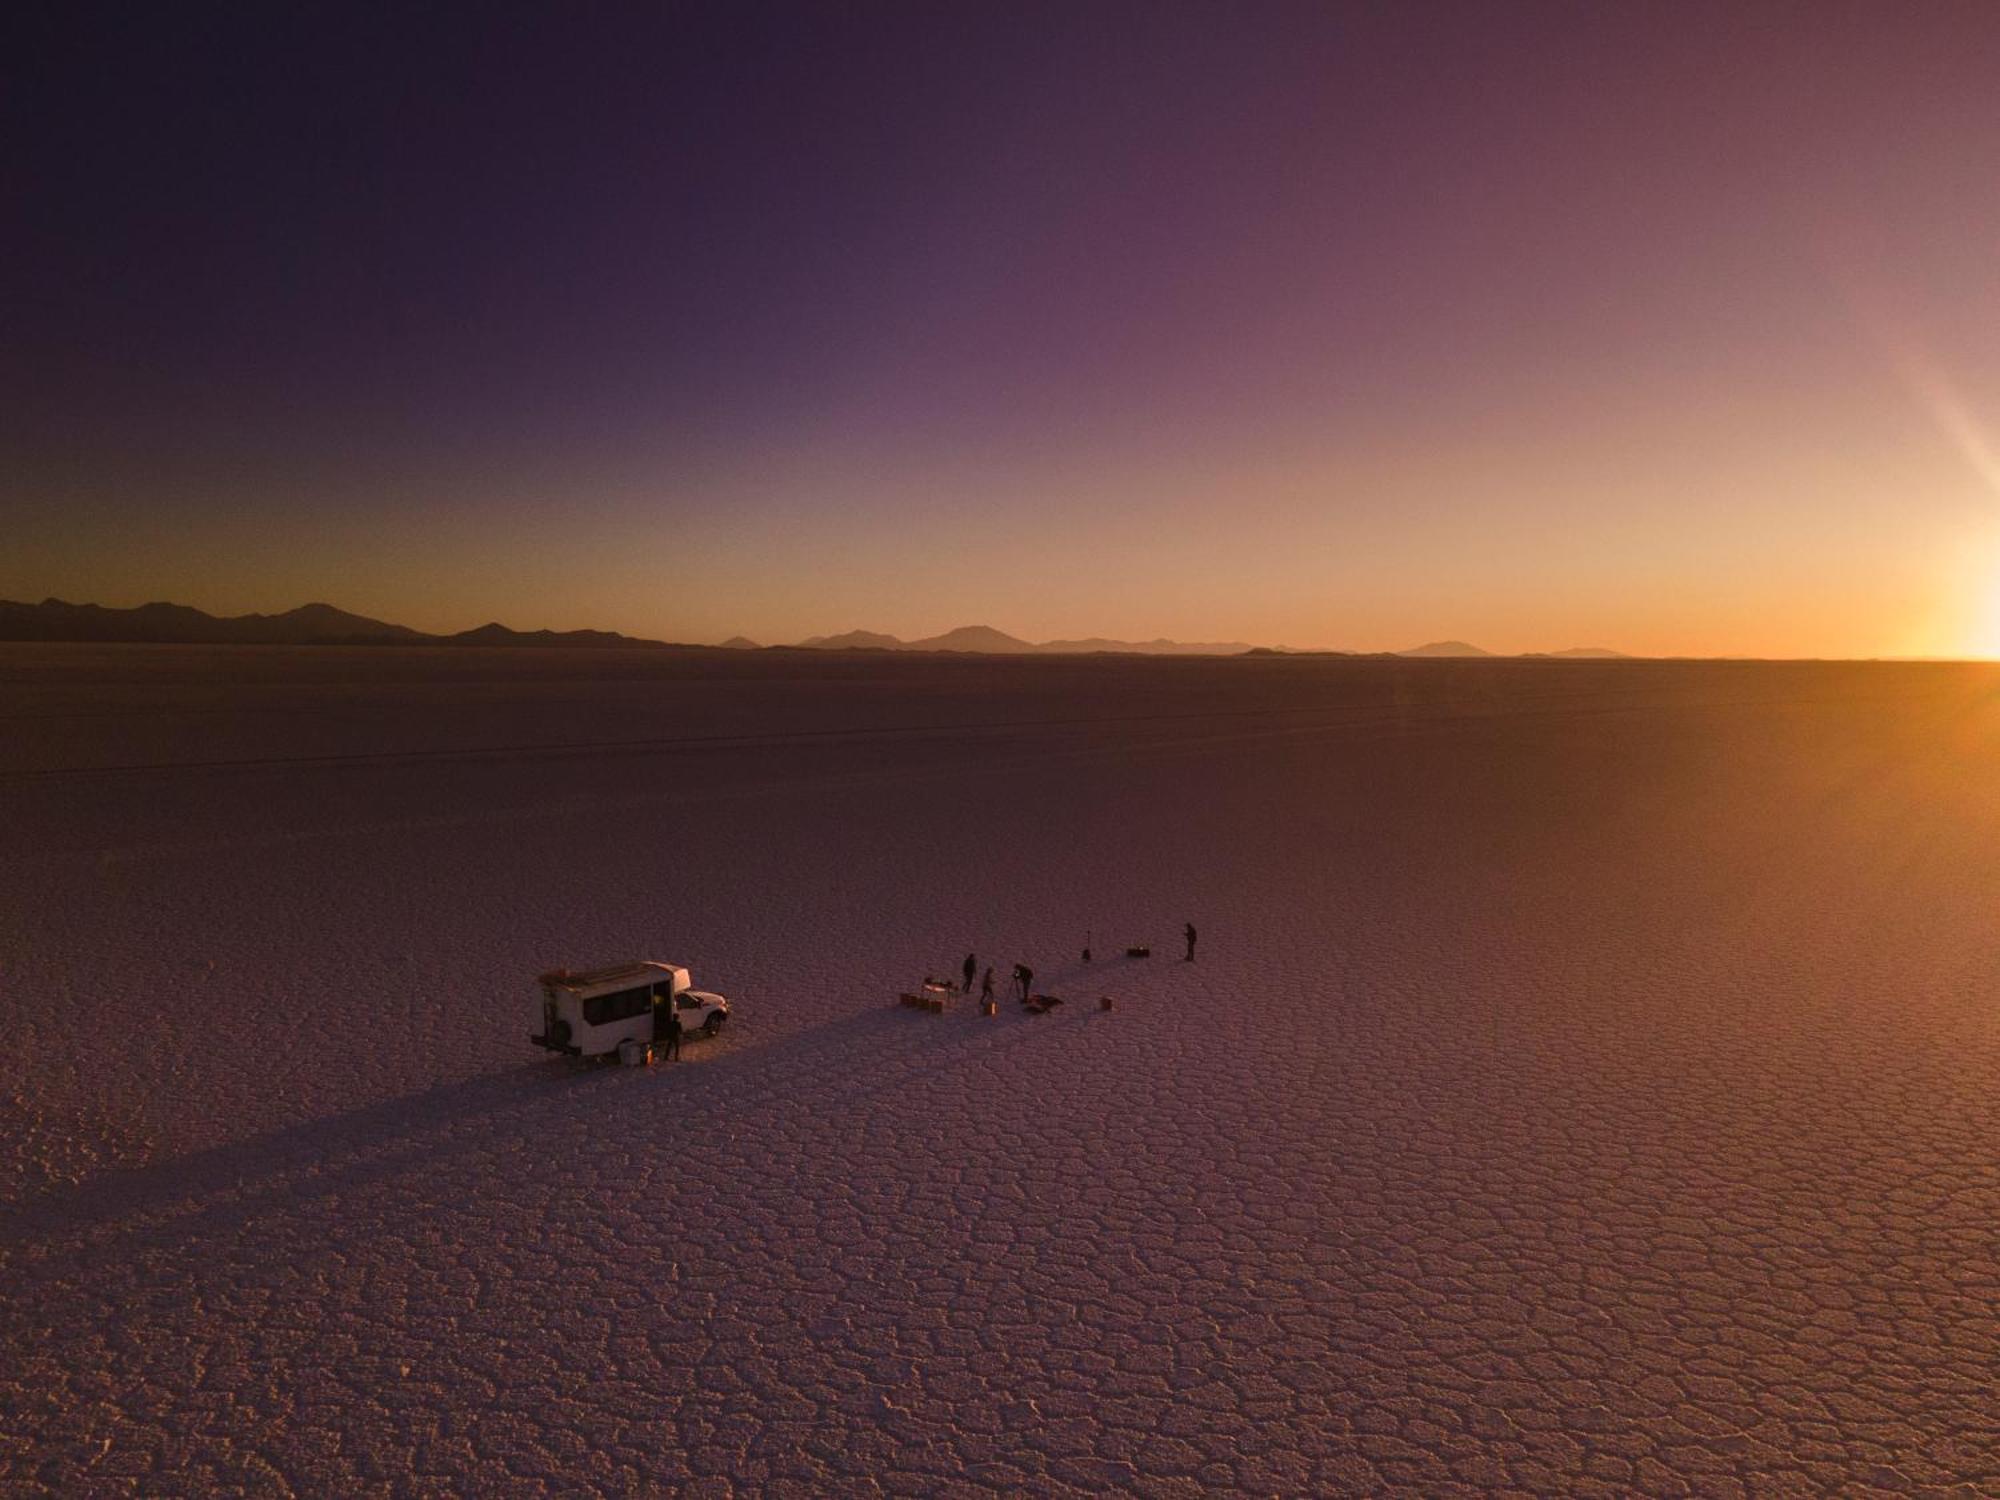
[444,622,663,648]
[268,602,430,641]
[1397,640,1494,657]
[905,625,1038,652]
[794,629,904,651]
[793,625,1260,655]
[0,597,670,647]
[0,597,426,644]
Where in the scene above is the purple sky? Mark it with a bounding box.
[7,2,2000,653]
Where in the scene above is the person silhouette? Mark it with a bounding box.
[1013,962,1033,1002]
[664,1005,683,1061]
[962,952,977,994]
[1184,922,1197,961]
[980,966,995,1001]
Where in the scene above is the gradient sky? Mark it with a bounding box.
[7,2,2000,655]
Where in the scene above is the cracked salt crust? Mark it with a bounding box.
[3,646,1999,1494]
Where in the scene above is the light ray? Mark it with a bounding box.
[1835,266,2000,503]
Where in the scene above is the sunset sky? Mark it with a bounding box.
[7,3,2000,655]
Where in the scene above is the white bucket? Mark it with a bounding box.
[618,1039,649,1067]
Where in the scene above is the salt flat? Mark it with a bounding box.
[4,645,1999,1496]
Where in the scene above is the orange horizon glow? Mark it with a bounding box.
[7,6,2000,664]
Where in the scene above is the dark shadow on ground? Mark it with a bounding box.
[1,995,1094,1270]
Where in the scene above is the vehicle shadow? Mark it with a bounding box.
[0,996,1092,1271]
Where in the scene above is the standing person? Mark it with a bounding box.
[962,952,978,994]
[664,1005,683,1061]
[1011,962,1029,1002]
[1184,922,1198,962]
[980,967,995,1002]
[1020,962,1035,1001]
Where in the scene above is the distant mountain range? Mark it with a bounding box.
[1392,641,1624,658]
[0,597,1634,658]
[791,624,1262,655]
[0,597,673,648]
[789,628,1631,658]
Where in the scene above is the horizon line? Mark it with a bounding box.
[4,593,1997,663]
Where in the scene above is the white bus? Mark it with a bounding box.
[530,961,730,1060]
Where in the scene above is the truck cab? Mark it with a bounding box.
[531,961,730,1059]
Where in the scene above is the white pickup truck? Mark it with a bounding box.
[530,961,730,1060]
